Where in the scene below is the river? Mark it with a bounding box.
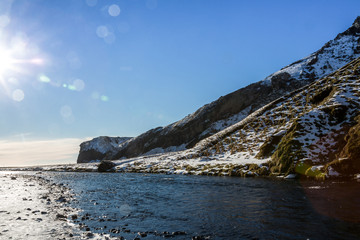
[44,172,360,239]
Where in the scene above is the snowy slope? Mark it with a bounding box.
[77,17,360,163]
[166,16,360,140]
[194,17,360,137]
[264,35,360,84]
[52,57,360,179]
[188,58,360,178]
[103,57,360,179]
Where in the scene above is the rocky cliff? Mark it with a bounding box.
[78,17,360,163]
[77,136,131,163]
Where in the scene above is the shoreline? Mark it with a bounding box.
[1,164,360,181]
[0,172,78,239]
[0,172,114,240]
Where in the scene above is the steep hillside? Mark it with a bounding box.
[78,17,360,163]
[186,57,360,178]
[101,57,360,179]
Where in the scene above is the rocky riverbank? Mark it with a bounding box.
[0,172,113,239]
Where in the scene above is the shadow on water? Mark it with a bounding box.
[48,172,360,239]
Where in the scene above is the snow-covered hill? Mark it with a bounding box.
[36,56,360,179]
[103,56,360,179]
[77,17,360,164]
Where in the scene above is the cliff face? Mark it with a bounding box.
[77,136,131,163]
[78,17,360,163]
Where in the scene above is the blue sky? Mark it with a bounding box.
[0,0,360,166]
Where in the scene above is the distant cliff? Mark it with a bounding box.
[77,136,131,163]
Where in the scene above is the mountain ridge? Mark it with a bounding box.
[77,17,360,164]
[60,56,360,179]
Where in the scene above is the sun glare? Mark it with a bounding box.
[0,39,47,103]
[0,41,45,82]
[0,47,14,77]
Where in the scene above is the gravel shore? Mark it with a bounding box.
[0,172,81,239]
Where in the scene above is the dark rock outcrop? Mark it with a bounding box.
[97,160,116,172]
[326,114,360,175]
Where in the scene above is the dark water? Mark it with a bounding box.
[48,172,360,239]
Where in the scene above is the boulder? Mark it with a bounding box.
[97,160,116,172]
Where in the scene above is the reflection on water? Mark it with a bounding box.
[301,180,360,223]
[49,172,360,239]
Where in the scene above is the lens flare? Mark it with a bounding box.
[30,58,44,65]
[38,74,51,83]
[0,48,14,76]
[12,89,24,102]
[108,4,121,17]
[100,95,109,102]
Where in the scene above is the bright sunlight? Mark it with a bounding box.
[0,46,15,77]
[0,38,45,102]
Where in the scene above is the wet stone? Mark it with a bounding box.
[86,232,94,238]
[110,228,120,234]
[138,232,147,237]
[56,214,67,219]
[56,196,67,203]
[192,236,211,240]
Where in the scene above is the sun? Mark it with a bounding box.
[0,42,45,100]
[0,42,45,82]
[0,47,15,77]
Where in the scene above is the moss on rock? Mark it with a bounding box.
[271,120,304,175]
[325,115,360,176]
[322,105,348,124]
[256,134,283,159]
